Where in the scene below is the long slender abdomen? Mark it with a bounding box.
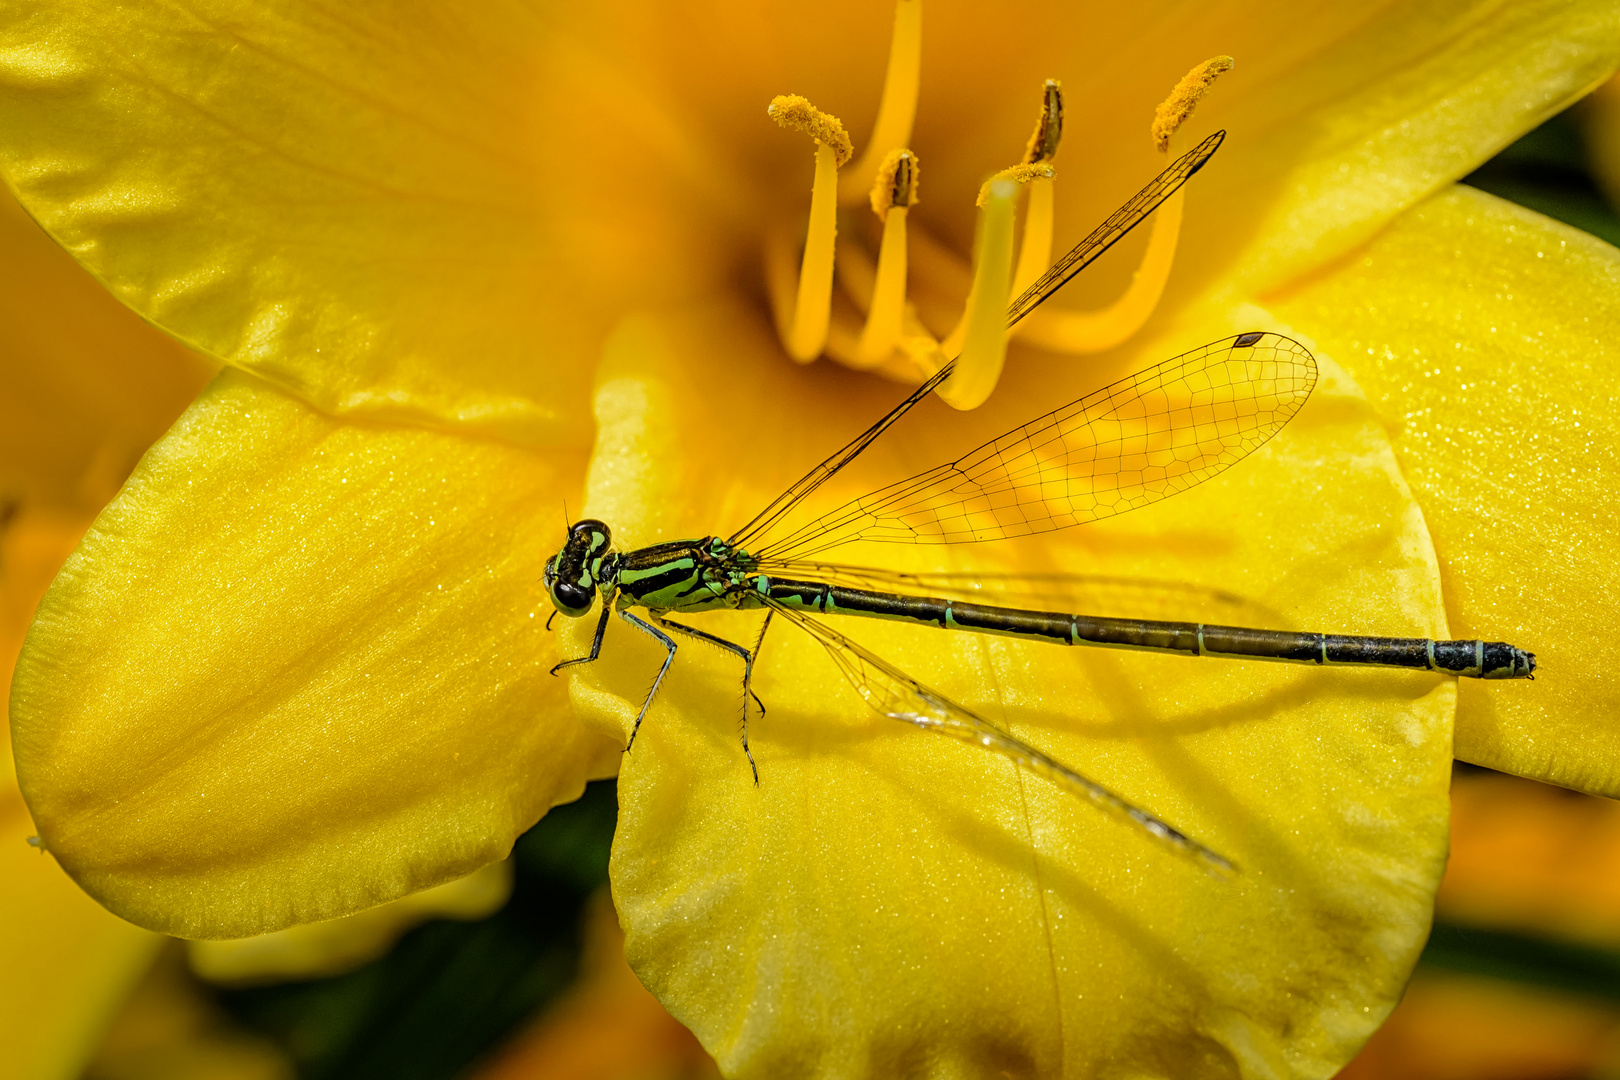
[763,579,1534,680]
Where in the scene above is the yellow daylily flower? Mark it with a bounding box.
[4,2,1620,1078]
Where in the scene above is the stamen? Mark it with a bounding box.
[852,150,920,367]
[1151,55,1234,152]
[839,0,924,203]
[1011,80,1063,297]
[768,95,853,362]
[937,178,1017,410]
[1020,57,1231,352]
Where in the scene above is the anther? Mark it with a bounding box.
[1022,79,1063,165]
[768,95,853,361]
[871,147,919,219]
[840,0,923,203]
[1152,55,1234,152]
[853,150,920,367]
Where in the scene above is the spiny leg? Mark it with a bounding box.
[619,610,678,753]
[655,614,770,784]
[744,610,776,778]
[549,602,613,675]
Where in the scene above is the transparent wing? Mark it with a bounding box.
[728,132,1227,554]
[764,596,1235,873]
[752,332,1317,561]
[750,560,1290,627]
[1006,131,1224,328]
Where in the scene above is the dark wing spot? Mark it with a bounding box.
[1233,331,1265,348]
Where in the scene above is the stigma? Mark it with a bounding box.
[762,0,1233,410]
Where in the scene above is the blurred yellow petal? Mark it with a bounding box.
[1337,971,1620,1080]
[188,860,513,985]
[471,890,718,1080]
[1439,770,1620,948]
[1270,185,1620,795]
[12,371,620,938]
[1580,73,1620,205]
[82,947,294,1080]
[567,300,1453,1077]
[1,508,160,1080]
[0,184,211,512]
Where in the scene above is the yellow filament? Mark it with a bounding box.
[852,208,910,367]
[840,0,923,203]
[938,179,1016,410]
[1017,190,1184,352]
[783,143,841,360]
[1010,175,1054,297]
[1152,56,1234,151]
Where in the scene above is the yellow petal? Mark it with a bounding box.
[12,371,621,939]
[1173,0,1620,305]
[562,301,1453,1076]
[0,185,211,512]
[1269,184,1620,795]
[0,3,741,445]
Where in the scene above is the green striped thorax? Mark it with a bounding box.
[545,519,759,618]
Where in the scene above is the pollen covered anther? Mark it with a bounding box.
[769,94,854,165]
[871,148,919,220]
[976,162,1053,207]
[1152,56,1234,152]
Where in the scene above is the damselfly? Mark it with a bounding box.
[544,133,1534,870]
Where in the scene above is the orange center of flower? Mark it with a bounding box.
[764,0,1232,411]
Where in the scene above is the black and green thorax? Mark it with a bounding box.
[545,519,765,617]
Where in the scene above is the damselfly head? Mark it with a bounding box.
[545,518,614,618]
